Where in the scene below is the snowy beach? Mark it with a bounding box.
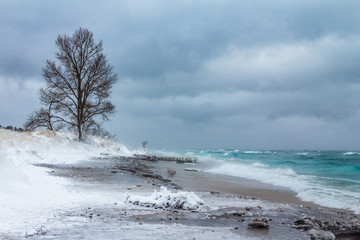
[1,129,359,239]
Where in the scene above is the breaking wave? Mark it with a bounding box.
[205,161,360,213]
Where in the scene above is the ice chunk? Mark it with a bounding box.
[125,186,207,211]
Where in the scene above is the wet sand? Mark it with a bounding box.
[154,160,319,207]
[127,157,360,239]
[37,156,360,240]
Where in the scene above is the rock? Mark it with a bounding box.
[167,168,176,176]
[248,221,269,229]
[295,225,314,231]
[313,219,323,228]
[232,211,245,217]
[301,214,311,220]
[248,218,270,229]
[344,223,352,229]
[350,218,360,227]
[210,191,220,195]
[326,221,340,231]
[294,219,306,225]
[308,229,335,240]
[294,218,316,230]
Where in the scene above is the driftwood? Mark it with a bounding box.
[134,154,197,163]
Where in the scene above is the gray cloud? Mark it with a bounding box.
[1,0,360,149]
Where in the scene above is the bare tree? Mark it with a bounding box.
[36,27,117,140]
[24,102,63,131]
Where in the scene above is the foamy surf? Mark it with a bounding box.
[166,149,360,214]
[207,162,360,213]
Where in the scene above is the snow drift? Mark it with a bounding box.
[0,129,132,202]
[0,129,131,235]
[125,186,207,211]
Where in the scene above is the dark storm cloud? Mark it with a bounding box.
[110,0,360,80]
[115,35,360,122]
[1,0,360,149]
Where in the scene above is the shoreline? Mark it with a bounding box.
[153,160,359,216]
[124,156,360,239]
[25,155,360,239]
[154,160,316,207]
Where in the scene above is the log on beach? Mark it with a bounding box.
[134,154,197,163]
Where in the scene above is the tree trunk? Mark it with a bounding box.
[78,123,82,141]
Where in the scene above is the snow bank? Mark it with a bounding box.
[0,129,132,235]
[0,129,132,203]
[0,129,131,165]
[125,186,207,211]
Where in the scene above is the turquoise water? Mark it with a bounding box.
[159,149,360,213]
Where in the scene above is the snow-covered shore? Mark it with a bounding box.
[0,129,264,239]
[0,130,132,237]
[1,129,359,239]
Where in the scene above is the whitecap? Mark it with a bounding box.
[344,152,360,156]
[264,151,275,154]
[296,152,309,156]
[251,162,268,167]
[243,151,262,154]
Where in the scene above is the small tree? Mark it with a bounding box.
[28,27,117,140]
[25,108,53,131]
[24,102,63,131]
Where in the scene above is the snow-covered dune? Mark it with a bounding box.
[0,129,131,165]
[0,129,131,235]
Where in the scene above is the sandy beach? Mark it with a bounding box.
[27,155,359,240]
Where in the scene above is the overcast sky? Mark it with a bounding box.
[1,0,360,150]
